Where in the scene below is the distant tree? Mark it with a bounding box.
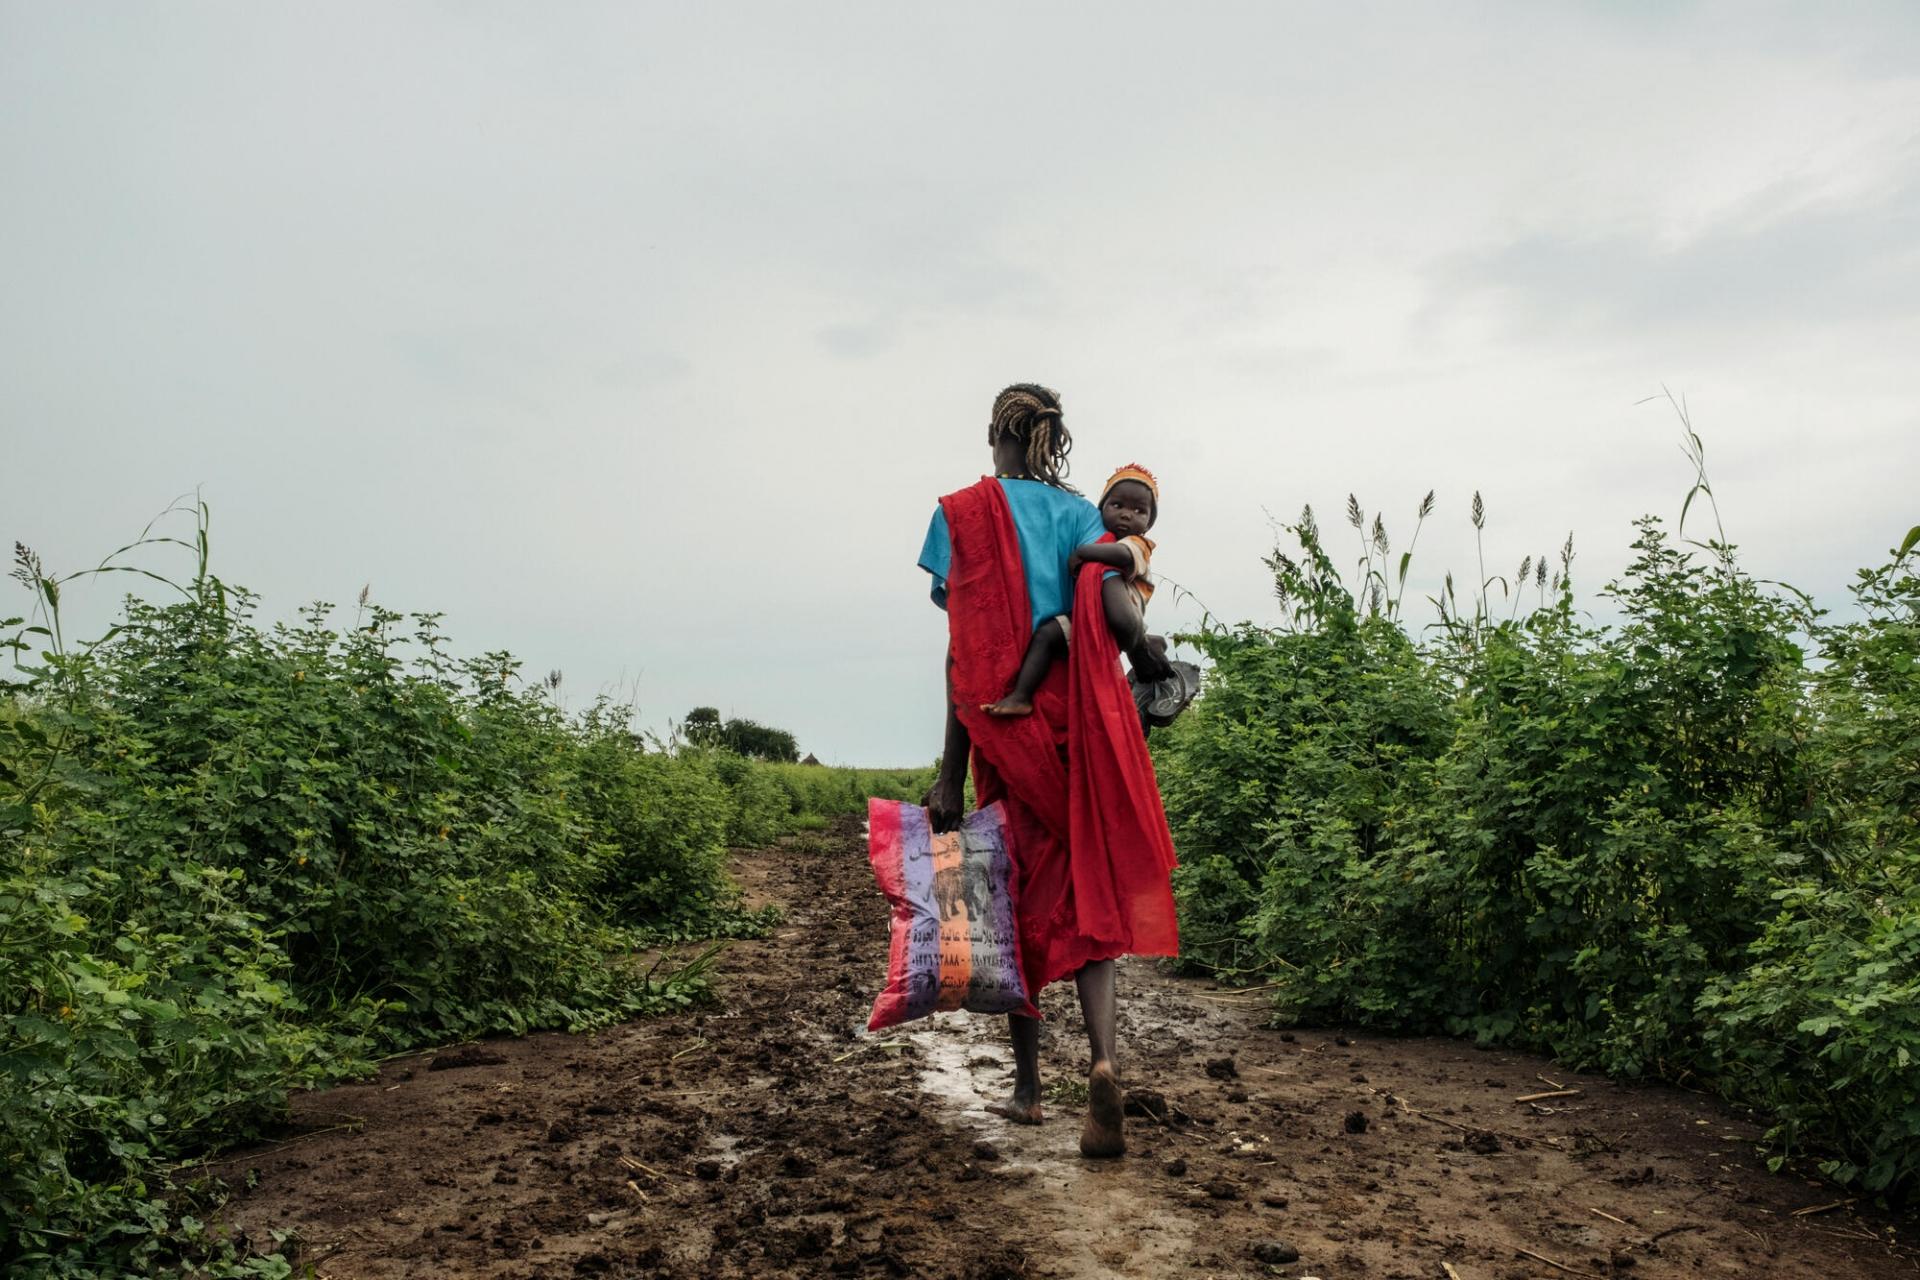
[683,706,723,747]
[720,717,800,763]
[681,706,799,762]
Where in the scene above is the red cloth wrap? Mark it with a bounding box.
[938,478,1179,998]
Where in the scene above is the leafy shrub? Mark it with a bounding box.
[0,841,338,1275]
[1161,495,1920,1201]
[24,595,706,1045]
[1698,541,1920,1195]
[701,748,792,847]
[757,760,935,824]
[0,517,920,1277]
[1700,862,1920,1194]
[573,717,733,922]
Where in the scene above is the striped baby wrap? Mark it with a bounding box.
[865,798,1036,1031]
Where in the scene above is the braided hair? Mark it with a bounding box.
[989,383,1077,492]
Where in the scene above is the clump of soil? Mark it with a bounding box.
[427,1045,508,1072]
[1251,1238,1299,1264]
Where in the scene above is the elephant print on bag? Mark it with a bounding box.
[932,863,965,921]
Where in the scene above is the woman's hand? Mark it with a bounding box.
[925,771,965,833]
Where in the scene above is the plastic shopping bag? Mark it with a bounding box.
[865,798,1036,1031]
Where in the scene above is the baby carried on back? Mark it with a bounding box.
[982,463,1172,718]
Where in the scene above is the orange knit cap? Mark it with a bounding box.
[1100,463,1160,507]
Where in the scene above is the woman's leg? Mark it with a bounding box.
[1075,958,1117,1069]
[988,1013,1044,1124]
[1076,959,1126,1158]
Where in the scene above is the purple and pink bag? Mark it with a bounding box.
[866,798,1037,1031]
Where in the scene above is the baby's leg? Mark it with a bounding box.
[982,617,1067,717]
[1103,578,1174,681]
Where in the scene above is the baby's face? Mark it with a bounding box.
[1101,480,1155,538]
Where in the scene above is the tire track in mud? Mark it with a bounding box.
[217,819,1917,1279]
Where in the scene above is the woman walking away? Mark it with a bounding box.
[917,383,1181,1158]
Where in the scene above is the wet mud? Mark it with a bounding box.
[216,819,1916,1278]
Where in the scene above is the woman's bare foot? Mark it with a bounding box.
[981,696,1034,718]
[1079,1062,1125,1158]
[987,1091,1045,1125]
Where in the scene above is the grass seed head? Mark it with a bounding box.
[11,542,42,588]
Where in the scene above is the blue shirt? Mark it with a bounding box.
[918,478,1107,631]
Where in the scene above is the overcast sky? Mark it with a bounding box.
[4,3,1917,763]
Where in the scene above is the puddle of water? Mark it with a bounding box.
[883,1011,1200,1278]
[902,1016,1010,1122]
[705,1132,746,1166]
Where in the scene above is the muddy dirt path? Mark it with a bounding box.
[218,820,1916,1279]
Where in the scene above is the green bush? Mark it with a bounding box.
[0,522,909,1276]
[1161,501,1920,1201]
[574,720,733,922]
[0,842,335,1275]
[756,760,935,825]
[1698,543,1920,1195]
[1700,862,1920,1194]
[20,596,710,1045]
[702,748,792,847]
